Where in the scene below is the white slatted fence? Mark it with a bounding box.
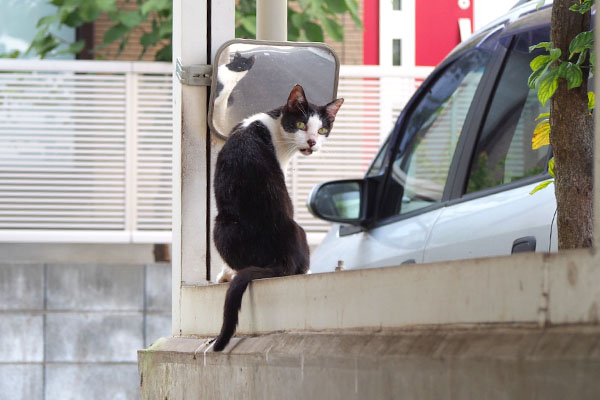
[0,60,172,243]
[0,60,430,244]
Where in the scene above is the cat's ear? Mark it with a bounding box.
[324,98,344,119]
[286,84,308,111]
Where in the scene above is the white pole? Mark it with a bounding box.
[256,0,287,41]
[172,0,234,335]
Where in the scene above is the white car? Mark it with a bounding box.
[308,1,558,273]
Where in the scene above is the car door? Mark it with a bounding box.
[424,26,557,263]
[311,42,498,272]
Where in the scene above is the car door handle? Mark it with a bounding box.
[511,236,536,254]
[401,259,416,264]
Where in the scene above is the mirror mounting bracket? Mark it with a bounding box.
[176,58,212,86]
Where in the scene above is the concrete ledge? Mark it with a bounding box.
[139,326,600,399]
[179,250,600,336]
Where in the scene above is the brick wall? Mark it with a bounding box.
[323,0,364,65]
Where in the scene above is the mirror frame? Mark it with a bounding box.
[208,39,341,140]
[307,179,365,225]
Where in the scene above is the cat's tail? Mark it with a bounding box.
[213,266,275,351]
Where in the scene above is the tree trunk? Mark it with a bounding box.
[550,0,594,249]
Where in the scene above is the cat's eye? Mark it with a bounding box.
[296,121,306,130]
[318,128,328,135]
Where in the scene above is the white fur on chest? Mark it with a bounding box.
[242,113,295,171]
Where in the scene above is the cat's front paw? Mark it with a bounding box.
[216,266,236,283]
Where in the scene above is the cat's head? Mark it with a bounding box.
[280,84,344,156]
[226,52,256,72]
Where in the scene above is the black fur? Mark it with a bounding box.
[212,120,309,351]
[215,80,224,98]
[226,52,255,72]
[212,85,342,351]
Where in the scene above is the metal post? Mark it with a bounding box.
[256,0,287,41]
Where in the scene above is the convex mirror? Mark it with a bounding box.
[308,179,363,223]
[208,39,340,139]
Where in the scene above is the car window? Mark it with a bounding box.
[366,137,390,177]
[380,49,493,218]
[466,30,550,194]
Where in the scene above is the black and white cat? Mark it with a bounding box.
[213,51,255,136]
[212,84,344,351]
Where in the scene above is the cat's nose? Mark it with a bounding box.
[307,139,316,148]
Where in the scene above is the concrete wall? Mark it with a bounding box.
[0,262,171,400]
[0,243,157,264]
[139,327,600,400]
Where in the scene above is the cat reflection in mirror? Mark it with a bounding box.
[213,51,255,135]
[212,84,343,351]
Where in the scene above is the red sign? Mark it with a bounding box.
[415,0,473,66]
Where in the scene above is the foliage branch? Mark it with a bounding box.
[528,0,595,194]
[23,0,361,62]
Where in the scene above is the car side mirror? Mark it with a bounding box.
[308,179,363,225]
[208,39,340,140]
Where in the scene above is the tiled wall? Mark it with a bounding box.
[0,262,171,399]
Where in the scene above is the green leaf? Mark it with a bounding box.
[588,91,595,110]
[530,54,552,71]
[291,12,309,30]
[102,23,129,45]
[62,10,84,27]
[344,0,363,28]
[538,69,559,106]
[68,39,86,54]
[536,0,545,10]
[97,0,116,11]
[154,43,171,62]
[79,0,104,22]
[528,68,544,89]
[140,31,157,48]
[303,21,324,42]
[530,180,553,195]
[326,0,348,13]
[557,61,568,78]
[536,112,550,120]
[56,40,86,56]
[576,49,589,65]
[141,0,170,15]
[548,157,555,178]
[549,48,561,60]
[117,36,128,55]
[158,22,172,38]
[0,49,20,58]
[240,15,256,35]
[569,30,593,58]
[321,17,343,41]
[33,34,60,58]
[343,0,359,17]
[565,63,583,89]
[117,11,144,28]
[36,14,59,28]
[569,0,593,14]
[529,42,552,52]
